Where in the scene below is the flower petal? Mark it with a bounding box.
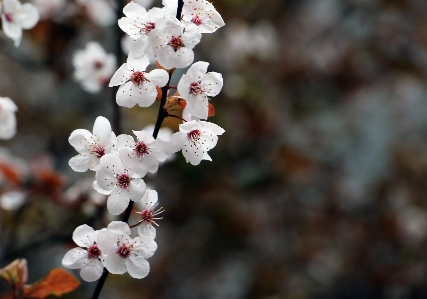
[62,248,88,269]
[125,255,150,279]
[80,259,104,282]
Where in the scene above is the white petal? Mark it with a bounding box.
[62,248,88,269]
[182,140,204,165]
[107,221,131,235]
[80,260,104,282]
[202,72,223,97]
[68,129,93,153]
[125,255,149,279]
[72,224,96,247]
[187,61,209,80]
[133,235,157,258]
[116,82,138,108]
[123,1,147,19]
[2,15,22,46]
[16,3,39,29]
[127,54,150,71]
[138,224,156,239]
[128,179,146,201]
[201,121,225,135]
[104,254,127,274]
[107,189,131,215]
[93,180,113,195]
[145,69,169,87]
[109,64,131,87]
[69,155,91,172]
[169,132,187,153]
[92,116,112,145]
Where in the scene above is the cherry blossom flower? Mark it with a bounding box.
[62,224,106,282]
[109,54,169,108]
[97,221,157,278]
[117,130,170,177]
[68,116,116,172]
[135,189,164,238]
[170,120,224,165]
[181,0,224,33]
[95,153,146,215]
[118,2,164,58]
[0,97,17,140]
[177,61,222,119]
[150,15,201,69]
[73,42,116,93]
[0,0,39,46]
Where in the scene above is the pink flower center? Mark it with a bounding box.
[134,141,149,157]
[188,129,201,141]
[169,36,185,51]
[141,209,154,223]
[140,22,155,34]
[87,245,102,259]
[117,244,131,258]
[4,13,13,23]
[191,15,203,26]
[189,82,204,95]
[116,173,131,190]
[93,61,104,70]
[91,145,106,158]
[131,71,146,87]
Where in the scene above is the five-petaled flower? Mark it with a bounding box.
[62,224,106,282]
[170,119,224,165]
[135,189,164,239]
[109,54,169,108]
[177,61,223,119]
[68,116,117,172]
[95,153,146,215]
[150,16,201,69]
[97,221,157,278]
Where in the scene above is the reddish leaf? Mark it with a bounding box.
[156,86,162,102]
[23,268,79,299]
[0,259,28,288]
[0,163,21,185]
[208,103,215,117]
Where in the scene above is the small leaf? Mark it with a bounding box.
[23,268,79,299]
[208,103,215,117]
[156,86,162,102]
[0,259,28,288]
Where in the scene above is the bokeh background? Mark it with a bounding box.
[2,0,427,298]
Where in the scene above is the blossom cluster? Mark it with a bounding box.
[63,0,225,282]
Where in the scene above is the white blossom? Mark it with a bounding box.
[95,153,146,215]
[117,130,170,177]
[177,61,222,119]
[97,221,157,278]
[0,97,17,140]
[170,119,224,165]
[118,2,164,59]
[73,42,116,93]
[143,124,175,162]
[181,0,224,34]
[1,0,39,46]
[109,54,169,108]
[62,225,106,282]
[135,189,164,239]
[68,116,116,172]
[150,16,201,69]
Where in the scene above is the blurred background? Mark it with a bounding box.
[2,0,427,298]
